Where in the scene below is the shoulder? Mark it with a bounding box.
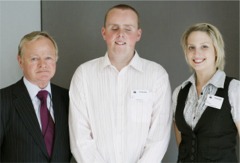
[172,85,182,101]
[51,83,68,92]
[79,57,103,69]
[0,79,24,98]
[51,84,69,107]
[0,79,25,119]
[172,78,192,101]
[51,83,69,98]
[227,77,240,123]
[73,57,104,75]
[229,78,240,85]
[140,57,168,75]
[173,85,182,96]
[228,78,240,93]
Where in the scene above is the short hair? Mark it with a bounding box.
[103,4,140,28]
[181,23,225,71]
[18,31,58,60]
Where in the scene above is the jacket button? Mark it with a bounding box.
[192,140,195,145]
[191,155,194,160]
[191,147,195,153]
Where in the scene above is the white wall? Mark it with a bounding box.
[0,0,41,88]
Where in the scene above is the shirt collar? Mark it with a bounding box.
[128,51,143,72]
[23,77,51,100]
[101,51,143,72]
[102,52,112,68]
[181,70,226,89]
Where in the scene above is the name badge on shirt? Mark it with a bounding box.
[131,90,150,100]
[205,94,224,109]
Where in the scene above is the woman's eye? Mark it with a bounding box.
[188,46,195,50]
[202,45,209,49]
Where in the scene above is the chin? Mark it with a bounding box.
[38,76,52,82]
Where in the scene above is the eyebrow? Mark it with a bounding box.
[108,24,136,28]
[188,41,211,45]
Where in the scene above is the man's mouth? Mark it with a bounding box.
[115,41,126,45]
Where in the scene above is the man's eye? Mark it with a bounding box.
[31,57,38,61]
[111,27,118,31]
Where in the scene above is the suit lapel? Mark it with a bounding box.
[51,85,62,157]
[13,79,49,157]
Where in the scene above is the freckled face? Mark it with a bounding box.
[18,37,57,88]
[186,31,216,73]
[101,8,142,58]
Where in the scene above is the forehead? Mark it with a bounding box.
[21,37,56,55]
[106,8,138,25]
[24,37,53,47]
[188,31,212,43]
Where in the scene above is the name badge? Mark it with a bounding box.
[205,94,224,109]
[131,90,150,100]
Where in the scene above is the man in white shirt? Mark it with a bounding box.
[69,4,172,163]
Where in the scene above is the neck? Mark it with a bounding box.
[108,52,134,71]
[36,81,49,89]
[195,69,217,87]
[195,69,217,96]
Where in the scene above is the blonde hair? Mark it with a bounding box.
[18,31,58,60]
[181,23,225,70]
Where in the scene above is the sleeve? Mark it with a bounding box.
[138,70,172,163]
[0,90,4,157]
[68,66,106,163]
[0,88,11,160]
[172,85,182,121]
[229,79,240,123]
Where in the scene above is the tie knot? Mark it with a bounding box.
[37,90,48,101]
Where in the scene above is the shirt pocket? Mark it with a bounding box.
[127,93,153,123]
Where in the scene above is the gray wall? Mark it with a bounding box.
[42,1,239,90]
[42,1,239,162]
[0,0,41,88]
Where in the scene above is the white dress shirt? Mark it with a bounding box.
[23,77,55,129]
[69,52,172,163]
[172,70,240,129]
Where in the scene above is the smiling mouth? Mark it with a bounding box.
[193,59,205,64]
[115,41,126,45]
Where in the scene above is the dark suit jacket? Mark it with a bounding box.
[0,78,71,162]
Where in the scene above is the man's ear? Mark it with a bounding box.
[136,28,142,42]
[101,27,106,40]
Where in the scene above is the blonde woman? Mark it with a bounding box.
[172,23,240,162]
